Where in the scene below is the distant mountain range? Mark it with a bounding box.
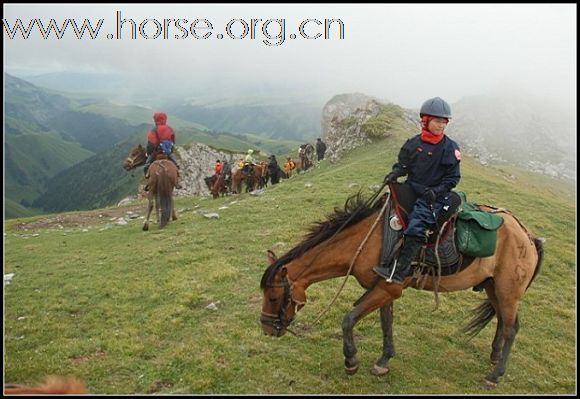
[4,73,304,218]
[16,71,324,140]
[448,95,576,180]
[5,72,574,219]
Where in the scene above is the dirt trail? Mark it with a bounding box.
[13,204,145,231]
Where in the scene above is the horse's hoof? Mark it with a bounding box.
[345,364,359,375]
[483,379,498,389]
[142,224,149,231]
[370,365,390,376]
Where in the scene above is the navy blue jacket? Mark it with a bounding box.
[391,135,461,197]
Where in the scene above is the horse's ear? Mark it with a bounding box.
[267,250,277,264]
[138,144,143,149]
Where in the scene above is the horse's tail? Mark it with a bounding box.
[462,298,496,339]
[526,237,545,291]
[158,171,174,229]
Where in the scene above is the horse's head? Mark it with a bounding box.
[123,144,147,171]
[204,175,216,190]
[260,250,306,337]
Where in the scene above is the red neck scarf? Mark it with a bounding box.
[420,116,446,144]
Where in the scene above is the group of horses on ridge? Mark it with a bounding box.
[203,155,313,199]
[204,161,271,199]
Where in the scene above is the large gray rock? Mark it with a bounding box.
[321,93,383,161]
[173,143,244,197]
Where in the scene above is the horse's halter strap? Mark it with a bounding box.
[126,152,145,170]
[260,273,295,332]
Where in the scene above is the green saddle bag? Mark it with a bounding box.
[455,192,504,257]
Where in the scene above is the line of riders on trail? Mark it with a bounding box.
[202,140,327,197]
[139,111,328,196]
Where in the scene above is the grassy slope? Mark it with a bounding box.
[5,132,95,205]
[4,130,575,394]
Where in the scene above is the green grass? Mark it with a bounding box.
[4,135,575,394]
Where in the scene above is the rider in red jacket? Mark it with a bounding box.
[143,112,182,190]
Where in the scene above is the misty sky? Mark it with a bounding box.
[3,3,577,110]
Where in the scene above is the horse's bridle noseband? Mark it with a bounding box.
[125,153,142,170]
[260,273,295,334]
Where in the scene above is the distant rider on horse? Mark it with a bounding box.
[243,149,256,176]
[143,112,182,190]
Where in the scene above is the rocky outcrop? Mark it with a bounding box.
[320,93,418,162]
[174,143,244,196]
[321,93,383,161]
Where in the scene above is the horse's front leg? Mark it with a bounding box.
[342,282,402,375]
[371,302,395,376]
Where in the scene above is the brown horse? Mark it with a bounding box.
[206,174,228,198]
[4,376,87,394]
[231,167,247,194]
[232,163,268,193]
[123,144,177,230]
[143,155,178,230]
[253,162,269,190]
[298,143,314,172]
[260,186,543,388]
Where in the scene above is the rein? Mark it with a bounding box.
[307,192,391,329]
[293,181,389,282]
[260,273,299,336]
[264,181,389,335]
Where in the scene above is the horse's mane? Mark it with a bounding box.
[260,192,385,288]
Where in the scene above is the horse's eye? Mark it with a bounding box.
[269,298,278,303]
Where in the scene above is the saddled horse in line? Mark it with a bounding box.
[231,165,248,194]
[298,143,315,172]
[253,162,269,190]
[232,163,268,193]
[205,174,229,199]
[260,183,543,387]
[123,144,177,230]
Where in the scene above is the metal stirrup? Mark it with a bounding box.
[386,259,398,282]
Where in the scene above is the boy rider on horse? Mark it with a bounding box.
[374,97,461,285]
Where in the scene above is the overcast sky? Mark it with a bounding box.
[3,3,577,110]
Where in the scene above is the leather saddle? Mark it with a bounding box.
[381,182,474,277]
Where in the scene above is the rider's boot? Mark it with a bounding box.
[373,236,425,285]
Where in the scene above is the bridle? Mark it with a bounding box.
[260,182,391,332]
[124,151,145,170]
[260,272,296,335]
